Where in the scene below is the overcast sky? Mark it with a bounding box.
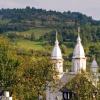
[0,0,100,20]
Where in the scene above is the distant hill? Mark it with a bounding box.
[0,7,100,45]
[0,6,100,32]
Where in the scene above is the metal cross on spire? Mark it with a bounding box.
[56,30,58,41]
[77,27,81,42]
[78,27,80,35]
[55,30,59,45]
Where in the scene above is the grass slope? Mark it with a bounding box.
[16,27,53,39]
[15,39,45,51]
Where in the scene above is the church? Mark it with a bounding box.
[46,29,99,100]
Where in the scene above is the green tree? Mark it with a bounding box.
[0,36,20,91]
[66,73,99,100]
[22,57,57,99]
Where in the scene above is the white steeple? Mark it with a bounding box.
[73,33,85,58]
[51,31,63,78]
[51,31,62,60]
[91,58,98,73]
[71,27,86,73]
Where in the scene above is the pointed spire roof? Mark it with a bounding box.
[73,27,85,58]
[91,58,98,68]
[51,31,62,60]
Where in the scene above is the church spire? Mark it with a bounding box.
[91,57,98,73]
[51,31,62,60]
[71,27,86,73]
[73,27,85,58]
[92,57,98,67]
[51,30,63,78]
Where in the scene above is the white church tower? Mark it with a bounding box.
[91,58,98,74]
[46,31,63,100]
[51,31,63,78]
[71,28,86,73]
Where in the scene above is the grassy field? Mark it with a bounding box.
[16,27,54,39]
[15,38,74,56]
[15,39,45,51]
[6,27,54,51]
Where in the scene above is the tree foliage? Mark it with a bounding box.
[66,73,100,100]
[0,36,20,91]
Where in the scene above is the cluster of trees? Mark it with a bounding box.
[40,25,100,45]
[0,36,57,100]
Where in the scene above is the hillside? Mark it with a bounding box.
[0,6,100,32]
[0,7,100,42]
[0,7,100,66]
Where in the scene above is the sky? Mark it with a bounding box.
[0,0,100,20]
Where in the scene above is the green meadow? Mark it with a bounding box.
[16,39,45,50]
